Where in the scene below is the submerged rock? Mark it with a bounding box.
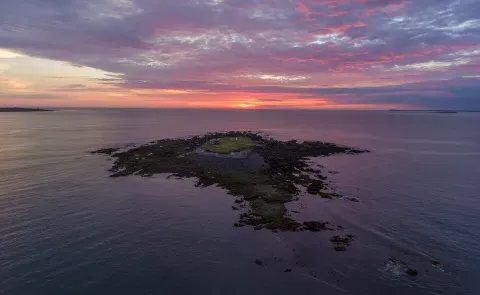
[406,268,418,277]
[386,256,420,277]
[302,221,331,232]
[346,197,361,203]
[330,235,354,245]
[255,259,264,266]
[90,147,120,155]
[330,234,355,250]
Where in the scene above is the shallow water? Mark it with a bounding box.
[0,109,479,294]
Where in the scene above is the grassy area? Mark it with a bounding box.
[203,136,256,154]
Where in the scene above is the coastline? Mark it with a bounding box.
[91,131,368,251]
[0,108,54,112]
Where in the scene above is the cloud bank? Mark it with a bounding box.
[1,0,479,108]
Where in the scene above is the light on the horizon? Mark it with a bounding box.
[235,103,258,108]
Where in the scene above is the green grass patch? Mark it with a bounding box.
[203,136,256,154]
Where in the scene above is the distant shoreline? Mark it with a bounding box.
[389,109,480,113]
[0,108,54,113]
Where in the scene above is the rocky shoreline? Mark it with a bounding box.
[91,131,369,249]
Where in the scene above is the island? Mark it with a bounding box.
[431,110,458,114]
[389,109,467,114]
[92,131,368,249]
[0,107,53,112]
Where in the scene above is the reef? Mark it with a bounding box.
[387,257,419,277]
[91,131,368,235]
[330,234,355,251]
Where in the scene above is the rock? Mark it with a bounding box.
[431,260,441,266]
[346,197,360,203]
[302,221,329,232]
[239,213,249,219]
[334,246,347,252]
[386,257,419,277]
[318,192,335,199]
[255,259,264,266]
[306,180,325,195]
[284,269,292,273]
[330,235,354,245]
[93,131,368,237]
[406,268,418,277]
[91,147,120,155]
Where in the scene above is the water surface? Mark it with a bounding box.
[1,109,479,294]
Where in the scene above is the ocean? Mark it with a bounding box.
[1,109,479,294]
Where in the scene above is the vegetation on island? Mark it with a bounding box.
[203,136,256,154]
[91,131,368,250]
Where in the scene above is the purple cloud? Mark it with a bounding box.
[1,0,479,108]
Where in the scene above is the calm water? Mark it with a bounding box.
[0,109,479,294]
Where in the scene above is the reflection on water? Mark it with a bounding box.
[0,109,479,294]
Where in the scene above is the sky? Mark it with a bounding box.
[0,0,479,109]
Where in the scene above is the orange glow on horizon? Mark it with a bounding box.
[236,104,257,108]
[0,50,446,110]
[233,102,258,108]
[0,50,421,111]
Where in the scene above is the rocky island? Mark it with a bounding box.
[0,107,53,112]
[92,131,368,247]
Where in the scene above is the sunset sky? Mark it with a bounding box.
[0,0,479,109]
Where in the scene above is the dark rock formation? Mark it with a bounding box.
[92,131,368,232]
